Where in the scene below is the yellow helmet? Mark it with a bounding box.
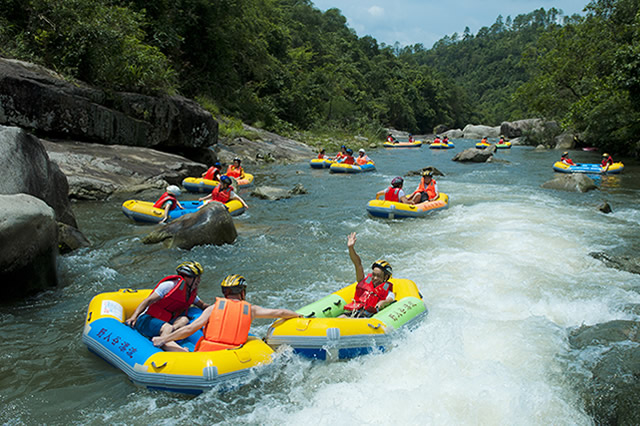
[371,259,392,277]
[602,153,609,157]
[221,274,247,288]
[176,261,204,277]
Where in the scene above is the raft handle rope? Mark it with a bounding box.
[322,307,332,315]
[305,312,315,318]
[151,361,167,369]
[122,288,138,293]
[367,323,382,330]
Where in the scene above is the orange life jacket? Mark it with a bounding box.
[145,275,197,322]
[344,274,393,314]
[417,178,437,201]
[196,298,252,352]
[204,166,221,181]
[210,184,233,203]
[356,156,369,165]
[226,165,243,178]
[384,187,400,202]
[153,192,178,210]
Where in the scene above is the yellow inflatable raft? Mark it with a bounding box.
[383,140,423,148]
[265,278,427,360]
[366,192,449,219]
[121,199,245,223]
[182,174,254,193]
[82,289,274,394]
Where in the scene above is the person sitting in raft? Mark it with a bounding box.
[601,152,614,171]
[342,148,356,165]
[202,161,222,182]
[226,158,245,179]
[334,145,348,162]
[199,175,249,209]
[355,149,370,165]
[480,136,488,144]
[317,148,329,159]
[432,135,441,144]
[153,185,184,224]
[376,176,413,204]
[152,274,302,352]
[409,170,439,204]
[387,134,398,144]
[408,134,414,143]
[560,151,577,166]
[340,232,395,318]
[442,136,450,144]
[125,261,210,350]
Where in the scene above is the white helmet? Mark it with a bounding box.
[359,148,365,153]
[166,185,181,196]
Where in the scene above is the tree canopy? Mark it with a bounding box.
[0,0,638,155]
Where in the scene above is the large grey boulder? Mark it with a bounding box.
[43,139,206,200]
[554,131,576,150]
[462,124,500,139]
[142,202,237,249]
[541,174,597,192]
[0,194,58,300]
[452,146,496,162]
[0,58,217,151]
[442,129,463,139]
[0,125,77,227]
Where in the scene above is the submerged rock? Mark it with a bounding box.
[541,174,597,192]
[589,251,640,275]
[569,321,640,425]
[142,202,236,249]
[251,184,308,201]
[598,201,612,214]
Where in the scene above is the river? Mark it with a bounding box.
[1,140,639,425]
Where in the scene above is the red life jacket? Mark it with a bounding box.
[408,136,414,142]
[343,156,355,165]
[384,187,400,202]
[317,153,325,159]
[344,274,393,314]
[210,184,233,203]
[145,275,197,322]
[196,298,252,352]
[204,166,221,181]
[563,158,576,166]
[153,192,177,210]
[387,136,394,142]
[417,178,437,201]
[433,138,441,144]
[226,165,243,178]
[601,156,613,166]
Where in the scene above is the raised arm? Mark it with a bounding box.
[347,232,365,282]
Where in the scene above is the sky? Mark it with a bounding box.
[311,0,590,48]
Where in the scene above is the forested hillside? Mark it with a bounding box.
[0,0,638,154]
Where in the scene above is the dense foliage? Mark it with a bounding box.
[0,0,638,154]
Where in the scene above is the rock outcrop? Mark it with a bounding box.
[462,124,500,139]
[216,125,315,165]
[142,202,237,249]
[0,125,77,227]
[0,194,59,300]
[452,145,496,162]
[589,252,640,275]
[43,139,206,200]
[0,58,217,153]
[541,174,597,192]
